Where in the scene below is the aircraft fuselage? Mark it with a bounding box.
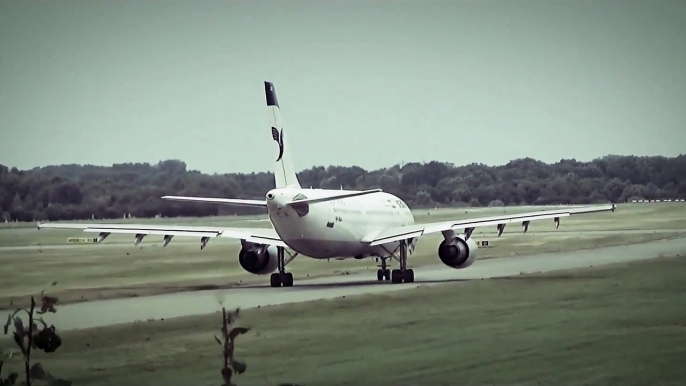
[266,188,414,259]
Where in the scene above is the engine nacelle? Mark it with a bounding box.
[437,236,479,269]
[238,244,279,275]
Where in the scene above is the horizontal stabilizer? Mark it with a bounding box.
[161,195,266,207]
[286,189,383,206]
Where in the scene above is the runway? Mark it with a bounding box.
[2,235,684,332]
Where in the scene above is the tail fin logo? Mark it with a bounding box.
[271,127,284,162]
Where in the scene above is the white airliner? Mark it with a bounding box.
[38,81,616,287]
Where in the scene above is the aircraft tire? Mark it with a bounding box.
[377,269,384,281]
[384,269,390,280]
[282,272,294,287]
[391,269,403,284]
[270,273,281,287]
[405,269,415,283]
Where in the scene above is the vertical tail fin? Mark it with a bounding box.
[265,81,301,189]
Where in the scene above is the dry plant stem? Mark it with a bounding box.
[222,307,230,372]
[25,296,36,386]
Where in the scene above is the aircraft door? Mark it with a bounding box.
[326,202,336,229]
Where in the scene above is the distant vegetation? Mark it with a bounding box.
[0,155,685,222]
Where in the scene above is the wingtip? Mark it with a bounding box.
[264,81,279,107]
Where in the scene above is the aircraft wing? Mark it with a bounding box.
[36,222,285,248]
[361,203,616,246]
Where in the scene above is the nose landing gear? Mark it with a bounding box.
[376,257,390,281]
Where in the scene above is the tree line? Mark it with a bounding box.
[1,154,684,222]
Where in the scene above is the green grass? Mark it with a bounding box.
[3,254,685,385]
[1,203,684,309]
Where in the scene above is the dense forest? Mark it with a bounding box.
[1,154,685,222]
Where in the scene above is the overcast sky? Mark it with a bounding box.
[1,0,684,175]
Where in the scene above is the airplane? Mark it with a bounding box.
[37,81,616,288]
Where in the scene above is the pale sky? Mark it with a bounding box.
[1,0,685,175]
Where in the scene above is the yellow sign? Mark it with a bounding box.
[475,240,491,247]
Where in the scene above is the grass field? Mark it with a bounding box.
[2,253,685,386]
[0,203,684,310]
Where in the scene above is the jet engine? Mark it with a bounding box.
[238,243,279,275]
[437,236,479,269]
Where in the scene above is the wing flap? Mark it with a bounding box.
[365,204,615,246]
[81,228,220,238]
[218,228,286,246]
[38,223,226,232]
[446,212,571,230]
[362,229,425,246]
[37,222,285,247]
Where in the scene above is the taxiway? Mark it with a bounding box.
[1,235,684,332]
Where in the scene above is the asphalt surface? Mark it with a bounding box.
[2,235,684,332]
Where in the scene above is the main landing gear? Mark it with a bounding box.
[376,257,390,281]
[378,239,414,284]
[391,239,414,284]
[270,246,298,288]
